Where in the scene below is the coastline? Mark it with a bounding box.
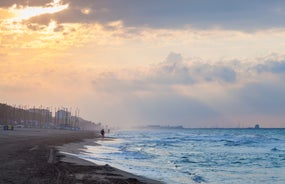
[0,128,163,184]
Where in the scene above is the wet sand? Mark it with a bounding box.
[0,128,163,184]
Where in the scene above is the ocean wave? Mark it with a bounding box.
[223,139,258,146]
[83,129,285,184]
[271,147,285,152]
[192,174,207,183]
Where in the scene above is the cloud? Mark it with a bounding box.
[210,66,237,83]
[150,53,194,85]
[0,8,15,20]
[2,0,285,61]
[254,60,285,74]
[3,0,285,31]
[87,53,285,127]
[92,52,284,97]
[132,93,220,126]
[1,49,285,127]
[1,0,285,128]
[153,53,237,85]
[8,2,68,22]
[91,52,238,97]
[232,79,285,120]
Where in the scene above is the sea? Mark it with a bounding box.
[76,128,285,184]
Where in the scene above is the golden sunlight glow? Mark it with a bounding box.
[0,9,14,20]
[81,8,91,15]
[7,0,68,22]
[0,0,72,50]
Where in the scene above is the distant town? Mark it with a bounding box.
[143,124,262,129]
[0,103,104,131]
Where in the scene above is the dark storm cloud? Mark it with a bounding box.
[4,0,285,31]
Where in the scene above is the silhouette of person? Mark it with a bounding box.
[100,129,105,138]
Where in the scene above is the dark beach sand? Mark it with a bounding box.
[0,128,163,184]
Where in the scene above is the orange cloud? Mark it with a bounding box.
[6,0,68,22]
[0,8,15,20]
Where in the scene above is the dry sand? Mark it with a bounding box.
[0,128,163,184]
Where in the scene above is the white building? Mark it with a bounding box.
[28,108,52,117]
[55,109,71,120]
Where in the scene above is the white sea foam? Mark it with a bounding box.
[80,129,285,184]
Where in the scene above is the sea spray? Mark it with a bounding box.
[79,129,285,184]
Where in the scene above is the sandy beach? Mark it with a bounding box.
[0,128,163,184]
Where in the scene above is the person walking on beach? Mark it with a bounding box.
[100,129,105,138]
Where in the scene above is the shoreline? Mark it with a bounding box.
[0,128,163,184]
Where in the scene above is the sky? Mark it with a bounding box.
[1,0,285,128]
